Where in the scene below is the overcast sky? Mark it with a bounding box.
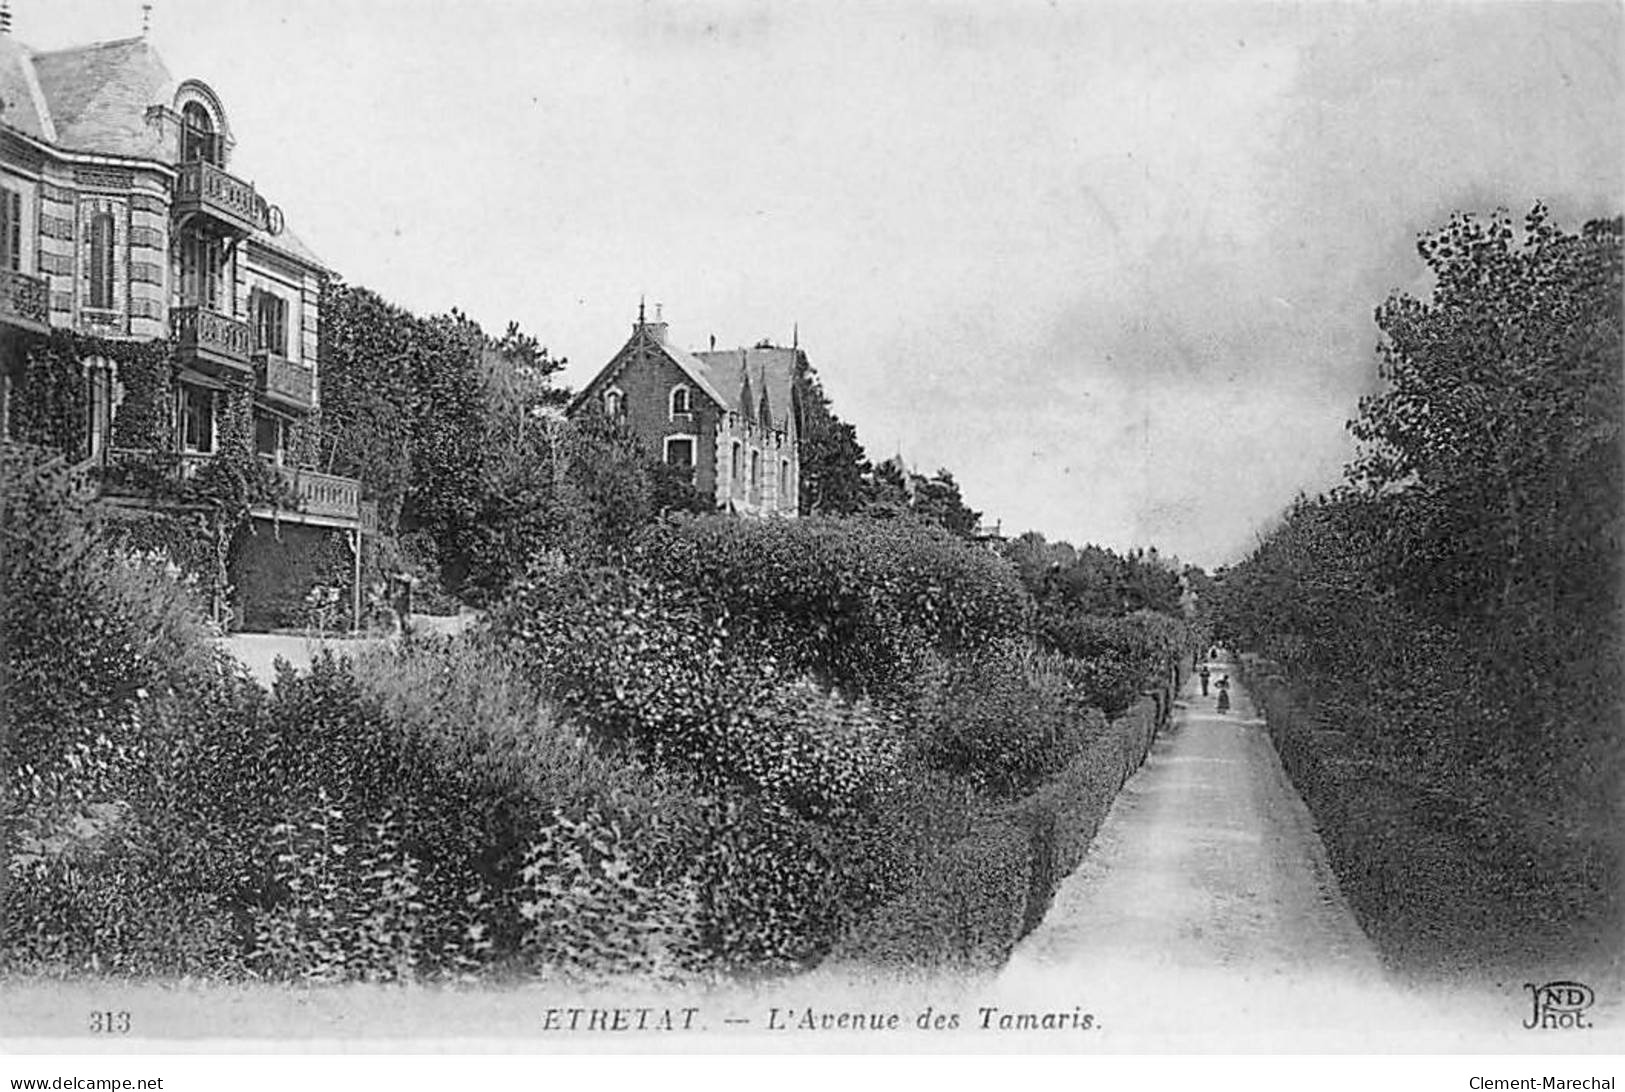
[17,0,1623,567]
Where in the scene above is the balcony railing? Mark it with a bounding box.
[95,447,362,527]
[272,466,361,523]
[172,305,252,372]
[173,160,266,236]
[256,353,314,410]
[0,269,49,333]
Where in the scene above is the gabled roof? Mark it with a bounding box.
[569,318,729,415]
[27,37,173,158]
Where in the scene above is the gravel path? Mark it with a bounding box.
[995,663,1516,1048]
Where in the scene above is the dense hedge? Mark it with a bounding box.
[1244,667,1613,976]
[823,819,1032,973]
[1038,609,1188,719]
[488,566,902,823]
[630,515,1028,695]
[830,688,1172,971]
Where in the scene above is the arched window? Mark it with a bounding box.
[87,213,115,310]
[181,102,218,164]
[670,385,691,416]
[730,441,743,493]
[750,450,762,504]
[603,388,625,419]
[779,459,790,501]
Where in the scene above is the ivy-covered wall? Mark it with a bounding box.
[5,328,174,459]
[230,520,354,631]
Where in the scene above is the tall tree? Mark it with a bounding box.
[910,468,980,537]
[1348,205,1622,687]
[793,353,871,515]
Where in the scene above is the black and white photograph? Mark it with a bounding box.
[0,0,1619,1084]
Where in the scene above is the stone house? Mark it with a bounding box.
[569,304,801,517]
[0,24,369,629]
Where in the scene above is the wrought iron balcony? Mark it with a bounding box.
[172,305,252,373]
[0,269,49,333]
[173,160,267,237]
[255,352,315,412]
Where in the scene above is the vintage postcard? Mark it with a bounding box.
[0,0,1619,1082]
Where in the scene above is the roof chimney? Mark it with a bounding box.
[646,301,668,342]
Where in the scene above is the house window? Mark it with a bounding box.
[664,436,695,468]
[0,187,20,272]
[181,103,218,165]
[730,441,742,492]
[780,459,790,501]
[750,450,761,503]
[252,287,289,356]
[255,413,286,464]
[88,213,116,310]
[604,388,625,419]
[84,358,117,460]
[180,233,223,309]
[179,384,215,453]
[670,385,691,416]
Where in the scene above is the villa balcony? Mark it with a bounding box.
[255,352,314,412]
[95,447,364,530]
[172,305,252,375]
[263,465,361,526]
[173,160,267,238]
[0,270,50,334]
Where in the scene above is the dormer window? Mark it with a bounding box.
[670,385,691,416]
[181,102,218,165]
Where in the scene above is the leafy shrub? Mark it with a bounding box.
[899,642,1106,797]
[630,514,1029,695]
[489,567,902,822]
[513,807,701,981]
[1038,609,1188,718]
[825,817,1032,973]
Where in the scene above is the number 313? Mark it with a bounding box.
[89,1011,131,1034]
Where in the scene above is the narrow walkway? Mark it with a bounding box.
[995,661,1417,1047]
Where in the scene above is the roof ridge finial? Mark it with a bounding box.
[142,2,153,36]
[792,322,798,351]
[1,0,12,36]
[638,295,645,325]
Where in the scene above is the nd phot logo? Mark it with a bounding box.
[1524,980,1594,1030]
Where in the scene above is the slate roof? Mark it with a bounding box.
[249,223,328,274]
[570,316,803,432]
[0,34,327,273]
[27,37,173,158]
[0,35,52,142]
[693,345,798,432]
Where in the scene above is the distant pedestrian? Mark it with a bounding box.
[1216,675,1230,714]
[1199,664,1211,696]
